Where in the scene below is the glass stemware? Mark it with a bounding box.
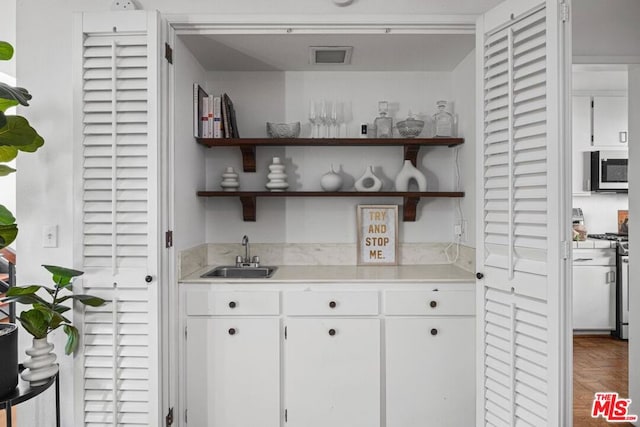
[319,100,329,138]
[308,100,319,138]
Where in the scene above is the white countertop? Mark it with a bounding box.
[573,239,617,249]
[181,264,475,283]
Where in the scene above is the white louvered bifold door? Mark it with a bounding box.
[476,1,569,426]
[73,11,160,427]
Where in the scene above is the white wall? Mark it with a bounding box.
[0,0,16,77]
[199,70,466,244]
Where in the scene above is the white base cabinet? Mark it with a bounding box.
[180,282,475,427]
[285,318,380,427]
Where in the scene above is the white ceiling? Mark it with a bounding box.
[180,34,476,72]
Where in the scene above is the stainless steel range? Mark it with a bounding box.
[616,241,629,339]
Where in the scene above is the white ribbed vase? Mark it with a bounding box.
[394,160,427,191]
[21,337,58,386]
[265,157,289,191]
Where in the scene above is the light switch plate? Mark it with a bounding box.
[43,225,58,248]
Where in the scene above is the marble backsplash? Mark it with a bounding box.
[178,242,476,279]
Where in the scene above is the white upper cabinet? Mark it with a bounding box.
[593,95,628,147]
[572,95,592,195]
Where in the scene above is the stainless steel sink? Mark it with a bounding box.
[201,266,278,279]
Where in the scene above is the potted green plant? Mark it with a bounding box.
[0,39,45,396]
[1,265,106,385]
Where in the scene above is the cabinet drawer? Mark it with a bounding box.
[384,290,474,316]
[284,291,379,316]
[186,290,280,315]
[572,248,616,266]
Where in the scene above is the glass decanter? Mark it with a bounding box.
[433,100,455,137]
[374,101,393,138]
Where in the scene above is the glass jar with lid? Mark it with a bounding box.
[374,101,393,138]
[433,100,455,137]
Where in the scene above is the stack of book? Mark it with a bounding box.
[193,84,240,139]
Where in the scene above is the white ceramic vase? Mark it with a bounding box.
[21,337,58,386]
[220,166,240,191]
[394,160,427,191]
[354,165,383,192]
[320,165,343,191]
[265,157,289,191]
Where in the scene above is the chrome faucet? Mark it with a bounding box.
[242,235,250,263]
[236,235,260,267]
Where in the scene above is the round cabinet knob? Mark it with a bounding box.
[329,301,337,309]
[429,300,437,308]
[328,329,336,336]
[228,328,237,335]
[229,301,237,309]
[145,275,153,283]
[430,328,438,336]
[476,272,484,280]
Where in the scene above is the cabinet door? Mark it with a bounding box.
[572,265,616,330]
[593,95,628,147]
[386,317,475,427]
[185,317,280,427]
[285,318,380,427]
[572,95,592,195]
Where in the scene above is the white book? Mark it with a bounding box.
[213,96,222,138]
[193,83,208,137]
[201,94,210,138]
[207,95,214,138]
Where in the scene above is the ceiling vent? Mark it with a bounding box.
[309,46,353,65]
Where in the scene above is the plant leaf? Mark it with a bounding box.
[0,224,17,250]
[0,83,31,107]
[17,132,44,153]
[0,111,5,128]
[0,116,42,148]
[0,42,14,61]
[52,304,71,314]
[0,164,16,176]
[43,265,83,287]
[6,285,41,296]
[17,309,49,339]
[71,294,107,307]
[0,204,15,225]
[0,98,18,113]
[63,325,79,355]
[0,146,18,162]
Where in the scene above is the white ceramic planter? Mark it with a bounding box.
[21,337,58,386]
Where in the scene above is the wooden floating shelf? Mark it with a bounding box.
[195,137,465,172]
[196,191,465,222]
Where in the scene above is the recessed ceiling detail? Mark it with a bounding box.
[309,46,353,65]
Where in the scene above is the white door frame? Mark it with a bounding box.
[157,11,573,426]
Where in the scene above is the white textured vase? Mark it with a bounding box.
[21,337,58,386]
[265,157,289,191]
[320,165,343,191]
[220,166,240,191]
[394,160,427,191]
[354,165,383,192]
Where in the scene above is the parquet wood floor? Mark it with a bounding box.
[573,335,633,426]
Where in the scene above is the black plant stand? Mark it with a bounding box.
[0,364,60,427]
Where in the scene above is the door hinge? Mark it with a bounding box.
[285,409,288,422]
[184,326,188,340]
[560,2,569,22]
[165,230,173,248]
[284,326,287,339]
[165,407,174,426]
[165,42,173,64]
[561,241,570,260]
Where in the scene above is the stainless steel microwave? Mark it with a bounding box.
[590,150,628,193]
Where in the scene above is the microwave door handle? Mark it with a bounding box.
[620,131,627,143]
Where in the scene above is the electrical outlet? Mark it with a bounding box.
[111,0,138,10]
[454,220,467,241]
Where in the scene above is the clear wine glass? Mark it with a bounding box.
[319,100,329,138]
[334,101,344,138]
[330,100,339,138]
[308,99,319,138]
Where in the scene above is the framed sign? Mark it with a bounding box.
[357,205,398,265]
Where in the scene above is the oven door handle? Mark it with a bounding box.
[573,258,594,262]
